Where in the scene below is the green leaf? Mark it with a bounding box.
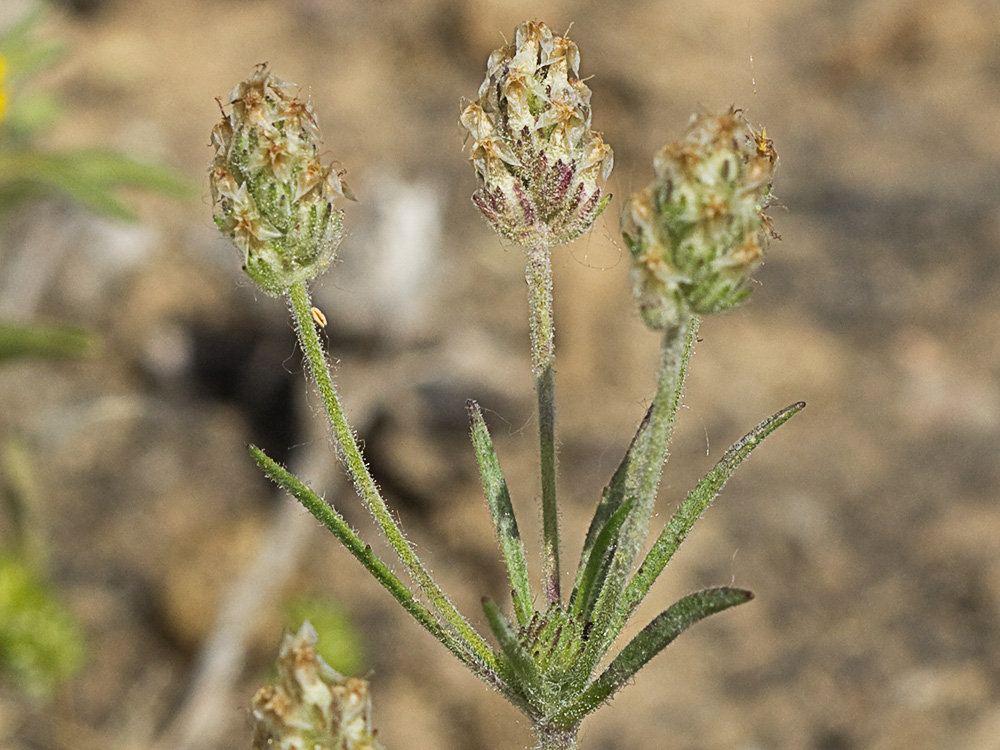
[481,597,538,697]
[0,321,97,362]
[569,498,633,621]
[250,445,497,682]
[570,406,649,605]
[620,401,805,622]
[553,587,753,727]
[0,149,192,221]
[468,400,532,627]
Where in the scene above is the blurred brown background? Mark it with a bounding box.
[2,0,999,749]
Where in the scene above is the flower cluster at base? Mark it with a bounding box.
[252,622,382,750]
[460,21,614,248]
[210,63,351,296]
[623,108,778,330]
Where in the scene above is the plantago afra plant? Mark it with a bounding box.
[216,23,803,750]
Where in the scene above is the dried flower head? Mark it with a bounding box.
[210,63,351,296]
[460,21,613,247]
[623,108,778,329]
[251,622,381,750]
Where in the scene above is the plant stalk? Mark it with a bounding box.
[526,242,560,604]
[570,312,699,680]
[533,724,578,750]
[603,313,697,639]
[286,280,496,668]
[624,314,698,548]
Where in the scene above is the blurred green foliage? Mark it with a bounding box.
[0,436,86,698]
[0,553,86,698]
[0,319,96,361]
[0,3,191,699]
[0,4,191,221]
[285,597,365,676]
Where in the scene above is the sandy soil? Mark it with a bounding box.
[2,1,1000,749]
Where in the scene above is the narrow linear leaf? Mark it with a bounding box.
[554,587,753,728]
[569,498,633,621]
[54,150,190,188]
[570,406,650,603]
[468,400,533,627]
[0,150,191,221]
[570,319,698,670]
[0,156,134,219]
[481,597,538,698]
[250,445,500,686]
[0,322,96,362]
[621,401,805,621]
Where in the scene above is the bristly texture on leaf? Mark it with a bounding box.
[460,21,614,247]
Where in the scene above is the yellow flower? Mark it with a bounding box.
[0,55,7,124]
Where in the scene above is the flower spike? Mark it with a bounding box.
[210,63,349,296]
[623,108,779,329]
[460,21,614,247]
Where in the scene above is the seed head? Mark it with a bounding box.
[622,108,778,329]
[210,63,351,296]
[460,21,614,247]
[251,622,381,750]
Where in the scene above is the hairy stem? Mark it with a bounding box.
[570,313,699,682]
[286,281,496,668]
[526,243,560,604]
[533,724,578,750]
[619,313,698,565]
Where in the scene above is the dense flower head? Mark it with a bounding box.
[622,108,778,329]
[210,63,351,296]
[460,21,613,247]
[252,623,381,750]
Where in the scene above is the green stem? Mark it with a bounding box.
[571,313,698,681]
[286,281,497,668]
[604,313,696,637]
[533,724,578,750]
[251,445,502,687]
[526,243,560,604]
[620,314,698,560]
